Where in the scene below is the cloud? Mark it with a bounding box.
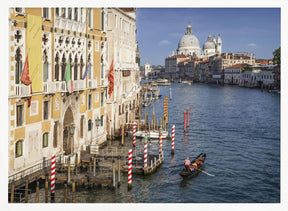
[248,43,257,47]
[159,40,171,46]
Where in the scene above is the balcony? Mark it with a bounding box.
[88,78,97,89]
[74,80,86,91]
[15,84,31,97]
[55,81,66,92]
[99,78,108,88]
[43,81,56,94]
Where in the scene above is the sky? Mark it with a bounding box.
[136,8,280,66]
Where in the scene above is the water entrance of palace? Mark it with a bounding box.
[63,107,74,155]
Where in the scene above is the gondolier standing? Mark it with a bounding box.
[184,157,191,171]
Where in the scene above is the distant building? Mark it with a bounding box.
[224,64,251,85]
[144,59,152,78]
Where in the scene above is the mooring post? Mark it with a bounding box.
[24,179,28,203]
[35,181,39,203]
[133,121,136,147]
[89,157,92,176]
[93,157,96,177]
[10,182,14,203]
[45,177,48,203]
[117,158,121,187]
[128,149,133,190]
[51,154,56,203]
[159,128,163,156]
[187,108,189,127]
[64,183,68,203]
[68,157,71,184]
[137,119,140,131]
[112,160,116,189]
[121,125,124,146]
[144,135,148,170]
[72,181,76,203]
[171,125,175,154]
[184,111,186,132]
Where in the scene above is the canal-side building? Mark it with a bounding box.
[106,8,141,138]
[239,65,276,88]
[224,64,251,85]
[8,8,108,176]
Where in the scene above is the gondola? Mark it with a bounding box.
[179,153,206,177]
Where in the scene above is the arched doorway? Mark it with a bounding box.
[63,107,74,155]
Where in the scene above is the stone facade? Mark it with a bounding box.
[8,7,108,176]
[106,8,141,138]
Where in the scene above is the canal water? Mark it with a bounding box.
[33,83,280,203]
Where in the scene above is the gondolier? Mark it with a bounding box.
[184,157,191,171]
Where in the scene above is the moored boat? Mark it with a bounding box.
[128,130,169,139]
[179,153,206,177]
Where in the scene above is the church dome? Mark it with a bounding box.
[177,24,201,56]
[203,40,216,50]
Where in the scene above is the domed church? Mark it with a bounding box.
[176,24,222,58]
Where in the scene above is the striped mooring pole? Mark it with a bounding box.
[133,122,136,147]
[184,111,186,132]
[187,108,190,127]
[128,149,133,189]
[144,136,148,169]
[171,125,175,154]
[159,128,163,156]
[51,154,56,200]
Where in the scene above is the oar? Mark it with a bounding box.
[195,168,215,177]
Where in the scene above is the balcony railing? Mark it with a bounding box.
[74,80,86,91]
[88,78,97,89]
[15,84,31,97]
[55,81,66,92]
[99,78,108,87]
[43,81,56,94]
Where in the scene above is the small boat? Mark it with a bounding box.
[179,153,206,177]
[156,79,171,86]
[128,130,169,139]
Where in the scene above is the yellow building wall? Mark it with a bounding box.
[14,127,26,141]
[42,120,51,133]
[52,93,61,119]
[26,95,43,124]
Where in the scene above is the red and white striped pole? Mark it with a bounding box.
[187,108,189,127]
[133,122,136,147]
[171,125,175,154]
[184,111,186,132]
[128,149,132,189]
[144,136,148,169]
[159,128,163,156]
[51,154,56,198]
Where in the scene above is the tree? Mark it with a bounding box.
[272,47,280,65]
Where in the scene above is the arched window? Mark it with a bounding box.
[15,47,23,84]
[15,140,23,158]
[43,132,49,148]
[43,50,49,82]
[61,54,66,81]
[74,55,78,80]
[55,53,60,81]
[80,56,84,79]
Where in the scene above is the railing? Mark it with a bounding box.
[88,78,97,89]
[74,79,86,91]
[99,78,108,87]
[55,81,66,92]
[43,81,56,94]
[8,155,61,184]
[15,84,31,97]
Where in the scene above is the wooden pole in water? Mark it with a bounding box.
[112,160,116,189]
[137,119,140,131]
[68,157,71,184]
[133,121,136,147]
[35,181,39,203]
[24,179,28,203]
[93,157,96,177]
[159,128,163,157]
[184,111,186,132]
[51,154,56,202]
[72,181,76,203]
[45,177,48,203]
[64,183,68,203]
[117,158,121,187]
[10,182,14,203]
[187,108,189,127]
[121,125,124,146]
